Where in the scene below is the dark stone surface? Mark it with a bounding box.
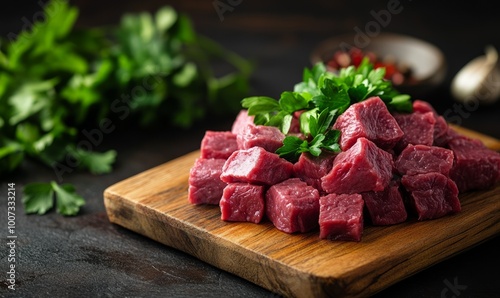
[1,1,499,297]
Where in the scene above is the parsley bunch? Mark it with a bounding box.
[242,60,411,162]
[0,1,252,215]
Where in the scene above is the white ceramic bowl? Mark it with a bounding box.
[310,32,447,98]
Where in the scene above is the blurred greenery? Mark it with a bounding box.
[0,0,252,215]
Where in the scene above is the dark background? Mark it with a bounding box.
[1,1,499,297]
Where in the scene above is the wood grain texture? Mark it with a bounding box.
[104,125,500,298]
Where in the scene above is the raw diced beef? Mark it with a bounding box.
[431,126,463,148]
[293,152,336,193]
[333,96,404,150]
[220,146,294,185]
[361,180,407,225]
[448,136,500,192]
[412,100,434,114]
[393,111,435,151]
[319,193,364,241]
[231,110,255,135]
[220,183,265,223]
[321,137,393,194]
[433,125,453,147]
[237,124,285,152]
[188,158,227,205]
[412,100,449,145]
[200,131,238,159]
[395,144,454,176]
[266,178,320,233]
[401,172,461,220]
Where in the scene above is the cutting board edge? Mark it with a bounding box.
[103,150,201,195]
[344,224,500,297]
[103,190,342,298]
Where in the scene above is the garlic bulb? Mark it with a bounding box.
[451,46,500,104]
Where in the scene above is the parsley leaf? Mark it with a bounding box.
[312,79,350,114]
[281,108,341,162]
[22,181,85,216]
[0,141,24,172]
[22,183,55,215]
[241,96,279,116]
[52,182,86,216]
[275,136,310,162]
[64,146,117,175]
[279,91,309,113]
[77,149,117,175]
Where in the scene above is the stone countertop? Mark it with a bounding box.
[1,1,499,297]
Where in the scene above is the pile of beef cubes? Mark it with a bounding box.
[188,97,500,241]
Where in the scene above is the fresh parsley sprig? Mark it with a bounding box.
[241,58,412,162]
[276,108,341,161]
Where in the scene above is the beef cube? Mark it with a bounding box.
[319,193,364,241]
[361,181,407,225]
[431,119,451,147]
[231,109,255,135]
[220,183,265,223]
[293,152,336,193]
[321,138,393,194]
[395,144,454,176]
[393,111,435,152]
[448,136,500,192]
[220,146,294,185]
[412,100,449,145]
[200,131,238,159]
[401,172,461,220]
[266,178,320,233]
[188,158,227,205]
[237,124,285,152]
[333,96,404,150]
[432,126,462,148]
[412,100,434,114]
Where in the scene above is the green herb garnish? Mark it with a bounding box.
[242,58,412,162]
[22,181,85,216]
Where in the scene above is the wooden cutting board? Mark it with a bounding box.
[103,125,500,298]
